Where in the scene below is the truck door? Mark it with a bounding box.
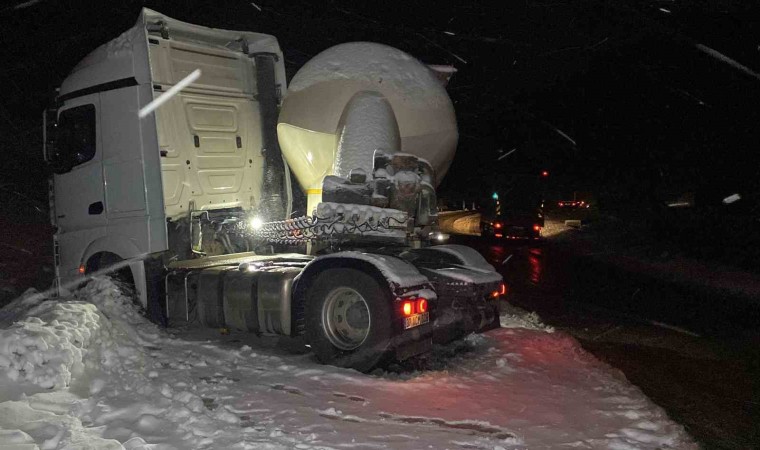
[50,96,107,234]
[46,94,107,280]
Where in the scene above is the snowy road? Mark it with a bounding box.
[0,279,695,449]
[438,211,481,236]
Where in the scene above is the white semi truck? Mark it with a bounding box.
[43,9,503,371]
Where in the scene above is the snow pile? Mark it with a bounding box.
[499,304,555,332]
[0,300,101,389]
[0,277,695,449]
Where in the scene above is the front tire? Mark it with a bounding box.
[305,269,392,372]
[86,252,135,297]
[86,253,166,326]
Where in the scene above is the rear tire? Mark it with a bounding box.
[305,269,392,372]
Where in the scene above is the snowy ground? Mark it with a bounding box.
[0,279,695,449]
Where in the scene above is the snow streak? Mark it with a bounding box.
[138,69,201,118]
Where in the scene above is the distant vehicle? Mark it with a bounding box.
[481,208,544,241]
[481,174,544,241]
[557,200,589,209]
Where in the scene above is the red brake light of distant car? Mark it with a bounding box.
[402,301,414,316]
[558,202,563,207]
[494,233,503,238]
[494,222,503,229]
[499,283,507,295]
[541,170,549,177]
[533,224,541,232]
[417,298,428,313]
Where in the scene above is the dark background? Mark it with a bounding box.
[1,0,759,262]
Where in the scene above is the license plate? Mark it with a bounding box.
[404,312,430,330]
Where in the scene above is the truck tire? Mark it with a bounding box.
[305,269,392,372]
[87,252,135,296]
[86,253,166,326]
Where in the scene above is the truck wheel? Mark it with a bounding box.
[87,252,135,296]
[305,269,392,372]
[86,253,166,326]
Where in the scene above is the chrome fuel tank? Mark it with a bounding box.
[170,265,301,335]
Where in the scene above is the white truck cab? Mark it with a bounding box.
[45,9,291,306]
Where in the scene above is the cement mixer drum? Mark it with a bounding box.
[277,42,458,211]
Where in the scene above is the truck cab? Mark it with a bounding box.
[45,9,291,305]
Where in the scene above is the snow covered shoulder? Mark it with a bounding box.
[0,278,695,449]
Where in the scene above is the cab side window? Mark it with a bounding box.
[50,104,96,173]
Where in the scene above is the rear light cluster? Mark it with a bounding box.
[401,297,428,317]
[490,283,508,299]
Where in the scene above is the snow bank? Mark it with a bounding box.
[0,278,695,449]
[0,279,162,390]
[0,300,101,389]
[499,304,555,332]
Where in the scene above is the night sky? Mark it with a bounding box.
[1,0,759,210]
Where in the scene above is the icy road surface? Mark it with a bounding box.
[0,279,695,449]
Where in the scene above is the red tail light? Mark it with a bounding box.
[494,222,503,229]
[78,264,86,274]
[499,283,507,295]
[401,297,428,316]
[533,224,541,232]
[494,233,503,238]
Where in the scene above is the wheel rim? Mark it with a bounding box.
[321,287,371,351]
